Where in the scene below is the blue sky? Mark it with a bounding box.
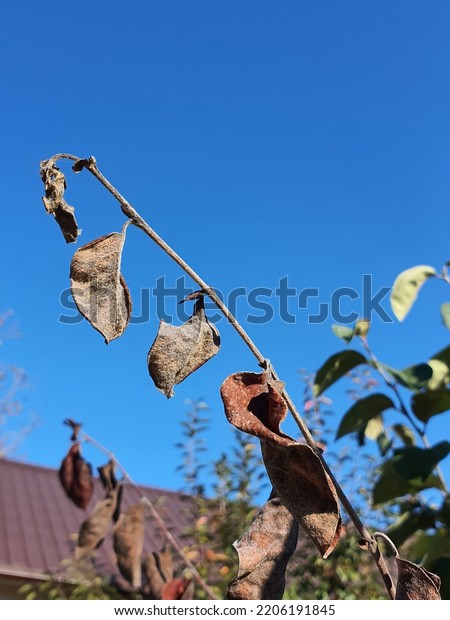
[1,1,449,500]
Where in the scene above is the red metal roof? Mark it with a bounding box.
[0,458,192,582]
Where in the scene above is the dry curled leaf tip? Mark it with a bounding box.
[40,160,80,243]
[58,442,94,509]
[395,557,441,600]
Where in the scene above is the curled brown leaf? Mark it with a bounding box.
[221,371,342,558]
[148,297,220,398]
[113,502,146,589]
[142,547,174,599]
[40,160,80,243]
[58,443,93,509]
[227,496,298,600]
[161,578,192,600]
[75,485,121,560]
[395,557,441,600]
[70,222,132,343]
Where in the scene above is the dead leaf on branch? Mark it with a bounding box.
[161,578,192,600]
[70,221,132,343]
[113,502,146,589]
[58,443,94,509]
[227,495,298,600]
[395,557,441,600]
[221,371,342,558]
[75,485,121,560]
[148,296,220,398]
[142,546,174,599]
[40,160,80,243]
[98,460,119,495]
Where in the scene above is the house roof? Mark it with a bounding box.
[0,458,192,583]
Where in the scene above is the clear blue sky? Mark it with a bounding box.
[1,1,449,497]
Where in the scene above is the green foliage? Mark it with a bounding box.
[324,259,450,597]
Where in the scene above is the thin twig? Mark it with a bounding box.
[46,153,396,599]
[80,430,218,600]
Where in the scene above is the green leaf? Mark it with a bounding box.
[411,388,450,424]
[376,431,392,456]
[373,464,444,505]
[392,423,416,446]
[390,265,436,321]
[391,442,450,481]
[438,494,450,527]
[441,303,450,330]
[408,530,450,567]
[386,509,436,548]
[380,362,433,391]
[336,394,394,439]
[331,324,354,343]
[314,350,367,396]
[427,345,450,389]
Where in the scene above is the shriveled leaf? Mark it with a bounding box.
[98,460,118,494]
[440,303,450,330]
[390,265,436,321]
[386,509,436,548]
[75,485,121,560]
[113,502,145,589]
[161,578,191,600]
[63,418,82,441]
[227,496,298,600]
[411,388,450,424]
[221,372,342,557]
[314,351,367,396]
[380,362,433,391]
[40,160,80,243]
[142,547,174,599]
[395,558,441,600]
[331,324,354,343]
[58,443,93,509]
[392,424,416,446]
[70,223,132,343]
[148,297,220,398]
[336,394,394,440]
[261,442,341,558]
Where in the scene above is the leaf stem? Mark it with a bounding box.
[48,153,396,599]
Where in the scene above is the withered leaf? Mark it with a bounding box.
[395,557,441,600]
[221,372,342,558]
[70,223,132,343]
[113,502,146,589]
[142,547,174,599]
[148,297,220,398]
[75,485,121,560]
[227,496,298,600]
[98,460,118,494]
[58,443,93,509]
[161,578,191,600]
[40,161,80,243]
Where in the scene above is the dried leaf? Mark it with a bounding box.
[161,578,191,600]
[98,460,118,494]
[75,485,121,560]
[395,557,441,599]
[148,297,220,398]
[227,496,298,600]
[221,372,342,557]
[70,223,132,343]
[63,418,82,441]
[58,443,93,509]
[142,547,174,599]
[113,503,146,589]
[40,160,80,243]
